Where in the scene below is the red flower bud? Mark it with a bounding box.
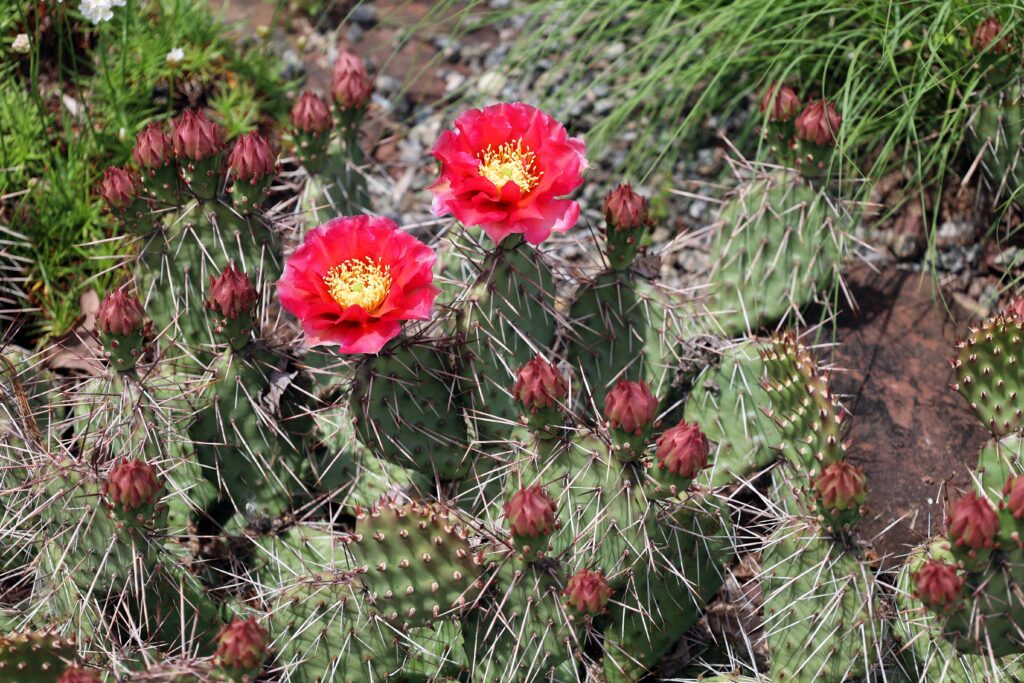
[913,559,964,611]
[512,356,568,412]
[564,568,613,615]
[655,420,709,479]
[813,460,868,512]
[100,167,139,209]
[973,17,1011,53]
[795,99,842,147]
[228,132,276,183]
[208,264,258,320]
[504,485,557,538]
[759,82,802,122]
[171,109,223,162]
[57,667,101,683]
[104,459,162,510]
[132,122,173,170]
[291,91,333,134]
[97,288,145,337]
[1007,295,1024,321]
[604,380,658,435]
[603,183,648,231]
[947,492,999,550]
[331,50,373,110]
[215,617,268,670]
[1004,474,1024,519]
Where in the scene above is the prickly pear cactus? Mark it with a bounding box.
[707,169,847,336]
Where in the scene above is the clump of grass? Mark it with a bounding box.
[2,0,293,340]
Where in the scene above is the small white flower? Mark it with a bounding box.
[79,0,125,25]
[12,34,30,54]
[166,47,185,67]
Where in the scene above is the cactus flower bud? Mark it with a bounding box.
[948,492,999,551]
[100,166,139,210]
[104,459,162,511]
[973,16,1010,53]
[1004,474,1024,519]
[759,82,802,122]
[564,568,613,615]
[512,356,568,412]
[795,99,841,147]
[913,559,964,611]
[291,91,333,134]
[132,122,173,170]
[604,183,648,231]
[97,288,145,337]
[504,485,557,538]
[171,109,223,162]
[655,420,709,479]
[331,50,373,110]
[228,132,277,183]
[209,264,258,321]
[1007,295,1024,320]
[215,617,268,671]
[604,380,657,435]
[57,667,101,683]
[813,460,868,513]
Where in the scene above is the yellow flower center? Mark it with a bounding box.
[323,257,392,313]
[478,139,542,193]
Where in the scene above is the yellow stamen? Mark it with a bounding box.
[323,257,392,313]
[478,139,542,192]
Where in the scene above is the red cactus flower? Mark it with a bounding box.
[132,122,173,170]
[947,492,999,550]
[1004,474,1024,519]
[57,667,101,683]
[216,617,268,670]
[291,91,333,134]
[104,459,162,510]
[209,264,258,320]
[512,356,568,412]
[276,216,439,354]
[913,559,964,611]
[228,132,276,182]
[813,460,868,512]
[604,379,658,435]
[504,485,557,538]
[655,420,709,479]
[331,50,373,110]
[430,102,587,245]
[97,288,145,337]
[795,99,842,147]
[759,82,802,122]
[604,183,648,231]
[564,568,613,615]
[171,109,223,162]
[100,167,139,209]
[973,16,1011,53]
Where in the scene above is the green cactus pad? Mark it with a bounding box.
[684,341,781,487]
[707,170,845,335]
[762,521,887,682]
[351,337,470,480]
[953,313,1024,436]
[463,561,576,682]
[345,499,485,629]
[0,630,77,682]
[457,237,557,445]
[970,88,1024,203]
[566,271,679,406]
[760,333,846,474]
[136,199,280,353]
